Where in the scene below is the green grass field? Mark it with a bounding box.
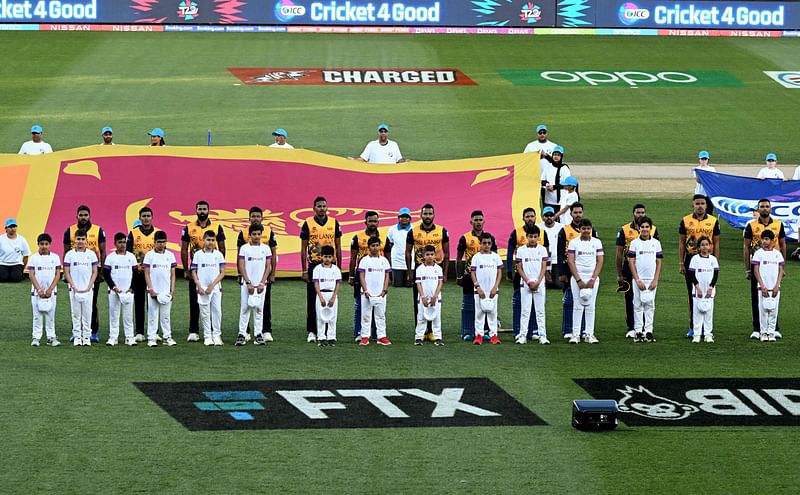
[1,32,799,162]
[2,32,800,494]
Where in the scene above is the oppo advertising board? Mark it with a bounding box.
[557,0,800,29]
[0,0,556,26]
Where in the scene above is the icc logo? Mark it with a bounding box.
[617,385,698,420]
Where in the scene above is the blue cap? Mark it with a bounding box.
[561,176,579,187]
[132,219,142,228]
[148,128,165,138]
[536,124,548,133]
[398,207,412,217]
[5,218,17,228]
[542,206,555,215]
[272,128,288,138]
[766,153,777,161]
[553,145,565,155]
[377,123,390,132]
[31,125,42,134]
[698,150,710,159]
[101,126,113,135]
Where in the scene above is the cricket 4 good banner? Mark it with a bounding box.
[0,146,539,275]
[696,169,800,241]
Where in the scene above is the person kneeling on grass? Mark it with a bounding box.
[689,236,719,343]
[358,236,392,346]
[28,233,61,347]
[415,245,444,346]
[104,232,138,347]
[751,229,784,342]
[237,225,272,346]
[192,230,226,347]
[515,225,550,345]
[64,229,99,347]
[143,231,177,347]
[626,217,663,343]
[567,219,604,344]
[314,245,342,347]
[471,232,503,345]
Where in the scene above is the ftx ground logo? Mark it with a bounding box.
[136,378,545,430]
[576,378,800,426]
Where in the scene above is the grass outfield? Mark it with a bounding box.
[0,32,799,163]
[4,197,800,494]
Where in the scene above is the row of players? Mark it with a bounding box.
[20,194,788,347]
[24,206,785,347]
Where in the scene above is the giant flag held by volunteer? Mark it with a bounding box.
[697,169,800,241]
[0,146,540,275]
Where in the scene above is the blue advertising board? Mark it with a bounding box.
[0,0,557,26]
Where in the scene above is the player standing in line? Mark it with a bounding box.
[181,200,226,343]
[358,237,392,346]
[104,233,138,347]
[689,237,719,343]
[557,202,595,339]
[751,230,784,342]
[236,206,278,342]
[63,229,99,347]
[300,196,342,343]
[405,204,449,339]
[349,211,385,342]
[679,195,720,338]
[127,206,160,342]
[236,225,272,346]
[63,205,106,343]
[505,208,544,341]
[192,231,226,347]
[567,219,604,344]
[626,217,663,343]
[616,204,659,339]
[414,245,444,346]
[537,206,562,289]
[515,225,550,345]
[28,233,61,347]
[313,245,342,346]
[743,199,786,339]
[143,231,177,347]
[470,233,503,345]
[458,210,497,341]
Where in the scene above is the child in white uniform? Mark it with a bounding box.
[515,225,549,345]
[626,217,663,342]
[104,232,138,346]
[192,230,226,346]
[751,230,784,342]
[358,236,392,346]
[470,233,503,345]
[64,229,99,346]
[415,245,444,346]
[28,233,61,347]
[236,225,272,346]
[313,245,342,346]
[567,219,604,344]
[689,236,719,343]
[143,231,177,347]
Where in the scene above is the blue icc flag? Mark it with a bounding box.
[697,169,800,241]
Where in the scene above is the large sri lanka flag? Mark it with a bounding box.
[0,146,539,275]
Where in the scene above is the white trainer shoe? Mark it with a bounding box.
[73,338,82,347]
[768,334,777,342]
[164,338,177,346]
[307,332,317,343]
[774,331,783,339]
[539,336,550,345]
[704,334,714,343]
[106,339,117,347]
[147,340,158,347]
[564,333,573,340]
[125,338,137,346]
[134,334,145,343]
[569,335,580,344]
[47,338,61,347]
[83,338,92,346]
[213,336,223,346]
[516,336,527,345]
[186,333,199,342]
[692,335,701,343]
[760,333,769,342]
[586,335,599,344]
[203,337,213,346]
[750,331,760,339]
[263,332,274,342]
[625,330,635,339]
[31,339,40,347]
